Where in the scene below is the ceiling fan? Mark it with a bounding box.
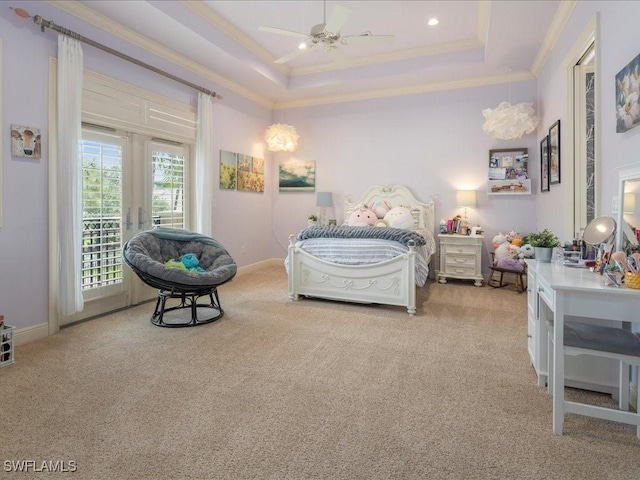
[259,2,395,64]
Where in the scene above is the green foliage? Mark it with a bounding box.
[526,228,560,248]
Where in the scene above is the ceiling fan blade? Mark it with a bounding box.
[326,46,349,64]
[324,5,351,34]
[341,34,395,46]
[259,25,309,39]
[274,48,310,64]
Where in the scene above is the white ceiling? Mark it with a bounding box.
[49,0,567,108]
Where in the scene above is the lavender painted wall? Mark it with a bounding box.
[270,81,539,270]
[0,5,272,331]
[536,1,640,239]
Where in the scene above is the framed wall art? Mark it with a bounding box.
[279,159,315,192]
[487,148,531,195]
[549,120,561,184]
[615,52,640,133]
[11,124,41,159]
[540,136,550,192]
[219,150,237,190]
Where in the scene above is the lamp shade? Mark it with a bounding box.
[456,190,477,208]
[624,192,636,214]
[316,192,333,207]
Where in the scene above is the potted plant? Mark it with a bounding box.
[526,228,560,263]
[307,214,318,226]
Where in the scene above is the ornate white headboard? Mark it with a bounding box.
[343,185,435,232]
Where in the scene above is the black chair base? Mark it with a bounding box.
[151,287,224,327]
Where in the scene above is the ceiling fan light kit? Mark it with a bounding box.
[259,3,394,65]
[482,101,539,140]
[264,123,300,152]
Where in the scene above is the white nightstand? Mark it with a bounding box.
[437,234,484,287]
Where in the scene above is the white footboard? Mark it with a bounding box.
[287,236,417,315]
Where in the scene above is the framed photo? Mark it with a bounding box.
[487,148,531,195]
[616,52,640,133]
[540,136,550,192]
[549,120,561,185]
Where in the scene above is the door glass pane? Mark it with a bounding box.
[585,71,595,224]
[152,149,185,229]
[81,139,123,290]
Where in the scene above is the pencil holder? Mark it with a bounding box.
[625,272,640,289]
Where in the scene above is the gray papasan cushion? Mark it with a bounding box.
[123,228,237,287]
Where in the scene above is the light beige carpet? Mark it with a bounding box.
[1,265,639,480]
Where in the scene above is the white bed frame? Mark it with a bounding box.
[287,185,435,315]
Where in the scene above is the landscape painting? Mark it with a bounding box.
[279,159,315,192]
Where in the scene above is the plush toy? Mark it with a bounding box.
[165,253,205,273]
[520,244,535,259]
[492,233,510,263]
[384,206,415,229]
[347,205,377,226]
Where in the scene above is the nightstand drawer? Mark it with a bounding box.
[442,244,478,255]
[444,264,477,276]
[445,254,476,267]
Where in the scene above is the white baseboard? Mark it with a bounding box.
[236,258,284,276]
[14,322,49,346]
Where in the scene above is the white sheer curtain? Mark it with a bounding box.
[195,92,214,236]
[56,35,84,315]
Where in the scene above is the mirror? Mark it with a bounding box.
[582,216,616,245]
[616,162,640,253]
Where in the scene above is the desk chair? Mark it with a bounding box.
[548,320,640,438]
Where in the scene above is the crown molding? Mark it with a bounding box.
[530,0,578,76]
[180,0,290,77]
[46,0,273,108]
[274,71,535,109]
[477,1,491,44]
[290,38,484,76]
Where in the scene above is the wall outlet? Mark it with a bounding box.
[241,246,246,255]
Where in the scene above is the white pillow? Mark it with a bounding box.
[384,206,414,229]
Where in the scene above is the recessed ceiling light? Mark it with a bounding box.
[427,18,439,26]
[298,42,307,50]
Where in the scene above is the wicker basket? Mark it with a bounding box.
[625,272,640,289]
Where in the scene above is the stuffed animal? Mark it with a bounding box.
[165,253,205,273]
[492,233,510,263]
[520,244,535,260]
[384,206,415,229]
[181,253,205,272]
[347,205,377,226]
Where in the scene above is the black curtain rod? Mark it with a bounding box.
[32,14,222,100]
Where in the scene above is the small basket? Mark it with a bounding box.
[625,272,640,290]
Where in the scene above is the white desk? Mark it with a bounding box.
[529,260,640,435]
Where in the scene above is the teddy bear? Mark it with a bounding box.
[347,205,377,226]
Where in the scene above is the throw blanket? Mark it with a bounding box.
[297,225,426,247]
[149,227,225,250]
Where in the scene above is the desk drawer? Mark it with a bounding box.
[537,275,553,310]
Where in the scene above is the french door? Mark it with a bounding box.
[59,128,190,325]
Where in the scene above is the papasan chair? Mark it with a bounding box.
[123,228,237,327]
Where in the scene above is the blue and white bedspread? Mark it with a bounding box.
[286,227,436,287]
